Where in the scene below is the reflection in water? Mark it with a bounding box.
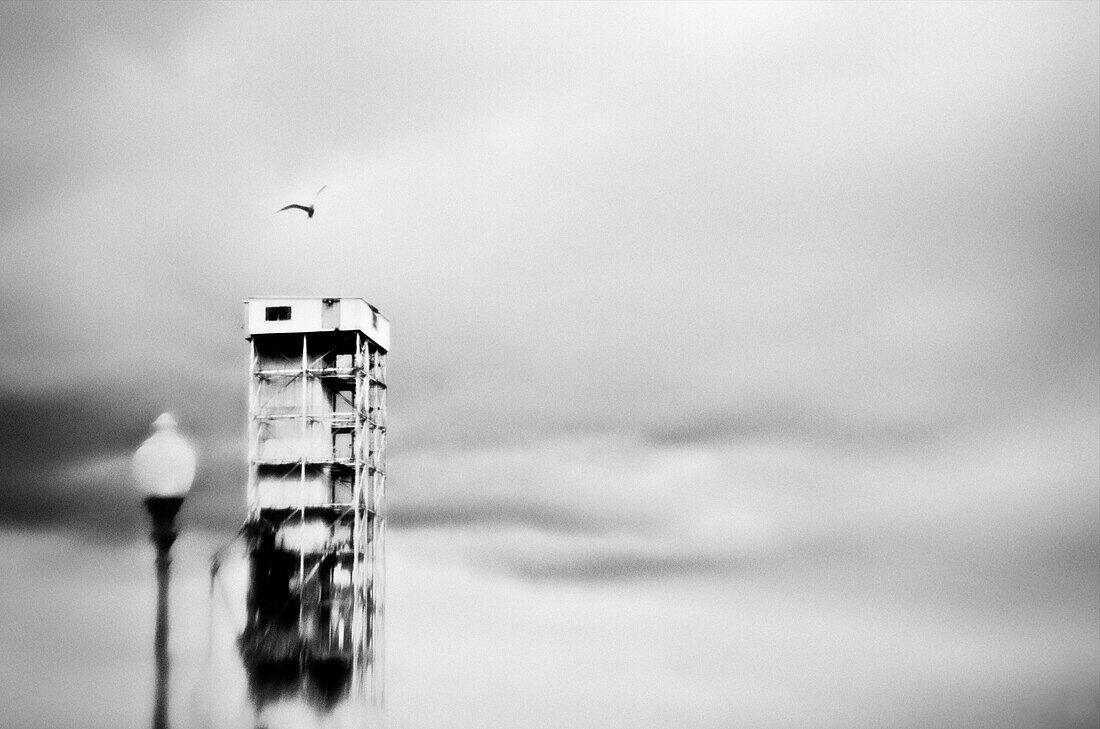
[237,520,362,713]
[207,537,382,729]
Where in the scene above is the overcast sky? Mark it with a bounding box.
[0,2,1097,728]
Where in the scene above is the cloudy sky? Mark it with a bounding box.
[0,2,1097,728]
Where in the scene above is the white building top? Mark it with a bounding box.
[245,297,390,351]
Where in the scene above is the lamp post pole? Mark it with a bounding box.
[133,413,196,729]
[146,495,184,729]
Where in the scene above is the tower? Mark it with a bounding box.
[238,297,388,712]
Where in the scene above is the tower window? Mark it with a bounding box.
[265,306,292,321]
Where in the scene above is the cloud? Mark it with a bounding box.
[390,406,1098,599]
[646,400,955,449]
[1,0,1096,459]
[0,385,245,537]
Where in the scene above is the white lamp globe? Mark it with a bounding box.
[132,413,197,498]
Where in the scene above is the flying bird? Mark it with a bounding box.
[277,185,327,218]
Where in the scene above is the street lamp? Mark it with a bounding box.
[132,413,196,729]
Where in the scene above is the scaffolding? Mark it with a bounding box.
[238,297,388,712]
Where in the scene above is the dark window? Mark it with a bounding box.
[265,306,292,321]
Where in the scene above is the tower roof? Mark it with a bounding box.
[245,296,390,350]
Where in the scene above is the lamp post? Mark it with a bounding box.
[132,413,196,729]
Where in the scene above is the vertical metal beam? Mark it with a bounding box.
[375,349,387,706]
[247,339,257,517]
[299,332,308,637]
[350,332,363,696]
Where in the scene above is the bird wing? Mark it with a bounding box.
[277,204,311,214]
[313,185,327,201]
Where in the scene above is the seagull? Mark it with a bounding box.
[277,185,327,218]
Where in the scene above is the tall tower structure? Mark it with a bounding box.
[239,296,388,712]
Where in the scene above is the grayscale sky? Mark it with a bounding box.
[0,2,1097,728]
